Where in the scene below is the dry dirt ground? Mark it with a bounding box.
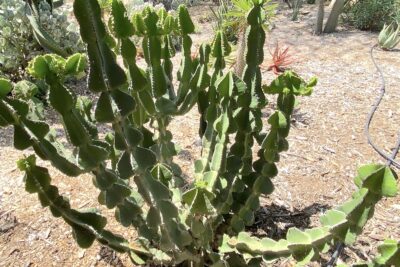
[1,2,400,267]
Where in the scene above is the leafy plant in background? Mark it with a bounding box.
[343,0,400,31]
[378,22,400,50]
[224,0,276,41]
[209,0,230,32]
[0,0,84,77]
[0,0,399,266]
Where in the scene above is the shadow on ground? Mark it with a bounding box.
[249,203,330,240]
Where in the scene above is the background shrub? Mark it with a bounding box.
[343,0,400,31]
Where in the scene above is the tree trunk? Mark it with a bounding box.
[324,0,344,33]
[315,0,324,34]
[234,29,247,78]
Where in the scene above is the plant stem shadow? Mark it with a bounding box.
[248,203,330,240]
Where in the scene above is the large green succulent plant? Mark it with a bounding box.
[0,0,398,266]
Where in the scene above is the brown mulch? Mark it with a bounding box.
[1,2,399,266]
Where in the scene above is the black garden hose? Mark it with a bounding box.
[365,44,400,169]
[326,44,400,267]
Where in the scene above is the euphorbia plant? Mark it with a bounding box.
[0,0,399,266]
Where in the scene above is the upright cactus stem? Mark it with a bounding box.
[0,0,398,266]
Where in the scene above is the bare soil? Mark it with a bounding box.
[1,2,399,266]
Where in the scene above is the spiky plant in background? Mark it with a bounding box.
[0,0,399,266]
[378,22,400,50]
[343,0,400,31]
[267,43,294,75]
